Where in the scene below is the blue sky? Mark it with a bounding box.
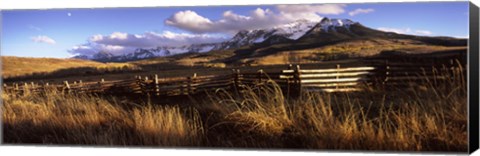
[1,2,470,58]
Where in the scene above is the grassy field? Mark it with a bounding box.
[2,65,467,152]
[250,42,466,65]
[1,56,139,80]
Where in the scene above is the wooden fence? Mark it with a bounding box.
[2,57,466,97]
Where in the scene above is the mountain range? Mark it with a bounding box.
[74,18,467,62]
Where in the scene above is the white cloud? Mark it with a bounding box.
[276,4,346,14]
[30,35,56,44]
[164,10,215,33]
[348,8,374,16]
[377,27,433,36]
[165,4,347,33]
[69,44,136,56]
[88,31,226,47]
[68,31,227,56]
[277,4,346,21]
[414,30,432,35]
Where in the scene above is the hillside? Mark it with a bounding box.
[130,18,466,66]
[1,56,136,78]
[225,39,466,65]
[133,38,466,67]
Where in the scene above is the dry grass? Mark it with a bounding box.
[2,91,203,146]
[2,65,468,152]
[198,65,467,151]
[1,56,140,79]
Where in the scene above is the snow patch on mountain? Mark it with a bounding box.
[313,18,357,33]
[273,19,317,40]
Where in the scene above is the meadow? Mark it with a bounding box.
[2,64,467,152]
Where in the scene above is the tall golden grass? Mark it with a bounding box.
[2,91,203,146]
[196,65,467,151]
[2,65,467,152]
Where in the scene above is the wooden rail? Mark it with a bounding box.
[2,57,466,97]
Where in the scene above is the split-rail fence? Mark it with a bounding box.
[2,53,466,97]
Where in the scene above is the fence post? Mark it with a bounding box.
[136,75,141,85]
[231,69,241,95]
[24,82,29,96]
[234,69,240,89]
[15,83,19,93]
[29,82,34,94]
[286,64,293,94]
[154,74,159,96]
[185,74,192,95]
[293,65,302,97]
[185,73,195,95]
[336,64,340,89]
[258,69,264,85]
[43,82,49,92]
[136,75,145,94]
[3,83,7,93]
[64,81,70,94]
[285,66,291,97]
[384,60,390,84]
[190,73,197,94]
[449,58,455,79]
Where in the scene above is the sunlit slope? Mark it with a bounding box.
[1,56,135,78]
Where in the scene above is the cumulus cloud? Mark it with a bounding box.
[276,4,346,21]
[31,35,56,44]
[348,8,374,16]
[165,4,347,33]
[68,31,227,56]
[377,27,433,36]
[89,31,226,47]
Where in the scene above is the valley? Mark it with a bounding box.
[1,15,470,152]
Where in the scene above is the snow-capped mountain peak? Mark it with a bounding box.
[272,19,317,40]
[320,18,355,27]
[73,43,221,62]
[216,18,358,50]
[212,19,319,50]
[315,18,357,32]
[74,17,361,62]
